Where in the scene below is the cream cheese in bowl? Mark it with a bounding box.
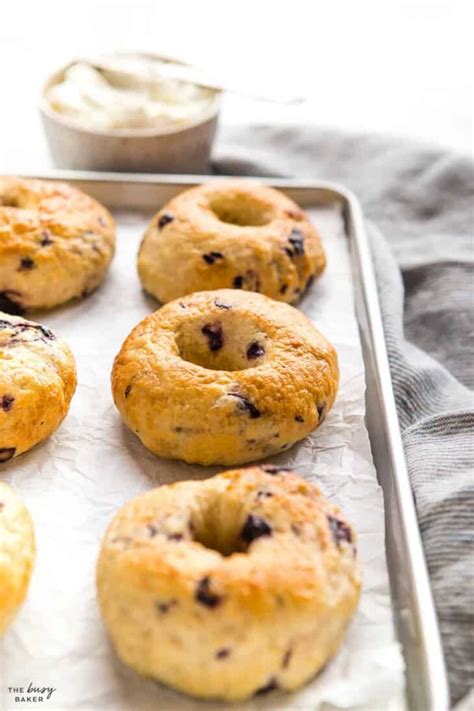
[45,55,219,132]
[40,53,220,172]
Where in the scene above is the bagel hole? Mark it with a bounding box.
[191,525,241,557]
[190,496,248,556]
[209,193,272,227]
[0,195,20,208]
[175,313,271,372]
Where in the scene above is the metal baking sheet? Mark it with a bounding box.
[5,172,449,710]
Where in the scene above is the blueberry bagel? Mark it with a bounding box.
[0,482,35,634]
[0,312,76,461]
[0,176,115,313]
[137,180,325,305]
[111,289,338,466]
[97,466,360,701]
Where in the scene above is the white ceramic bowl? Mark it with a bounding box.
[39,56,221,174]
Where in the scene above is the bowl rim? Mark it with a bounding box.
[38,51,222,139]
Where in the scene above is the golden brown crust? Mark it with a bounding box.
[0,312,77,460]
[0,482,35,634]
[97,466,361,701]
[111,289,339,466]
[137,179,326,305]
[0,177,115,312]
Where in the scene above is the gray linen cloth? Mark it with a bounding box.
[213,125,474,706]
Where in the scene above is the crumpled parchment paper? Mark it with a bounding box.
[0,204,405,710]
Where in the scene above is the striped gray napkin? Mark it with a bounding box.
[214,125,474,706]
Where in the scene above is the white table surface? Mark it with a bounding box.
[1,0,472,172]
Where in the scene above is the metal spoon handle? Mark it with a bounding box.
[86,56,304,106]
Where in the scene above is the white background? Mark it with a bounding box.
[0,0,472,172]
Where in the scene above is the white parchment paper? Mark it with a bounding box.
[0,205,405,710]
